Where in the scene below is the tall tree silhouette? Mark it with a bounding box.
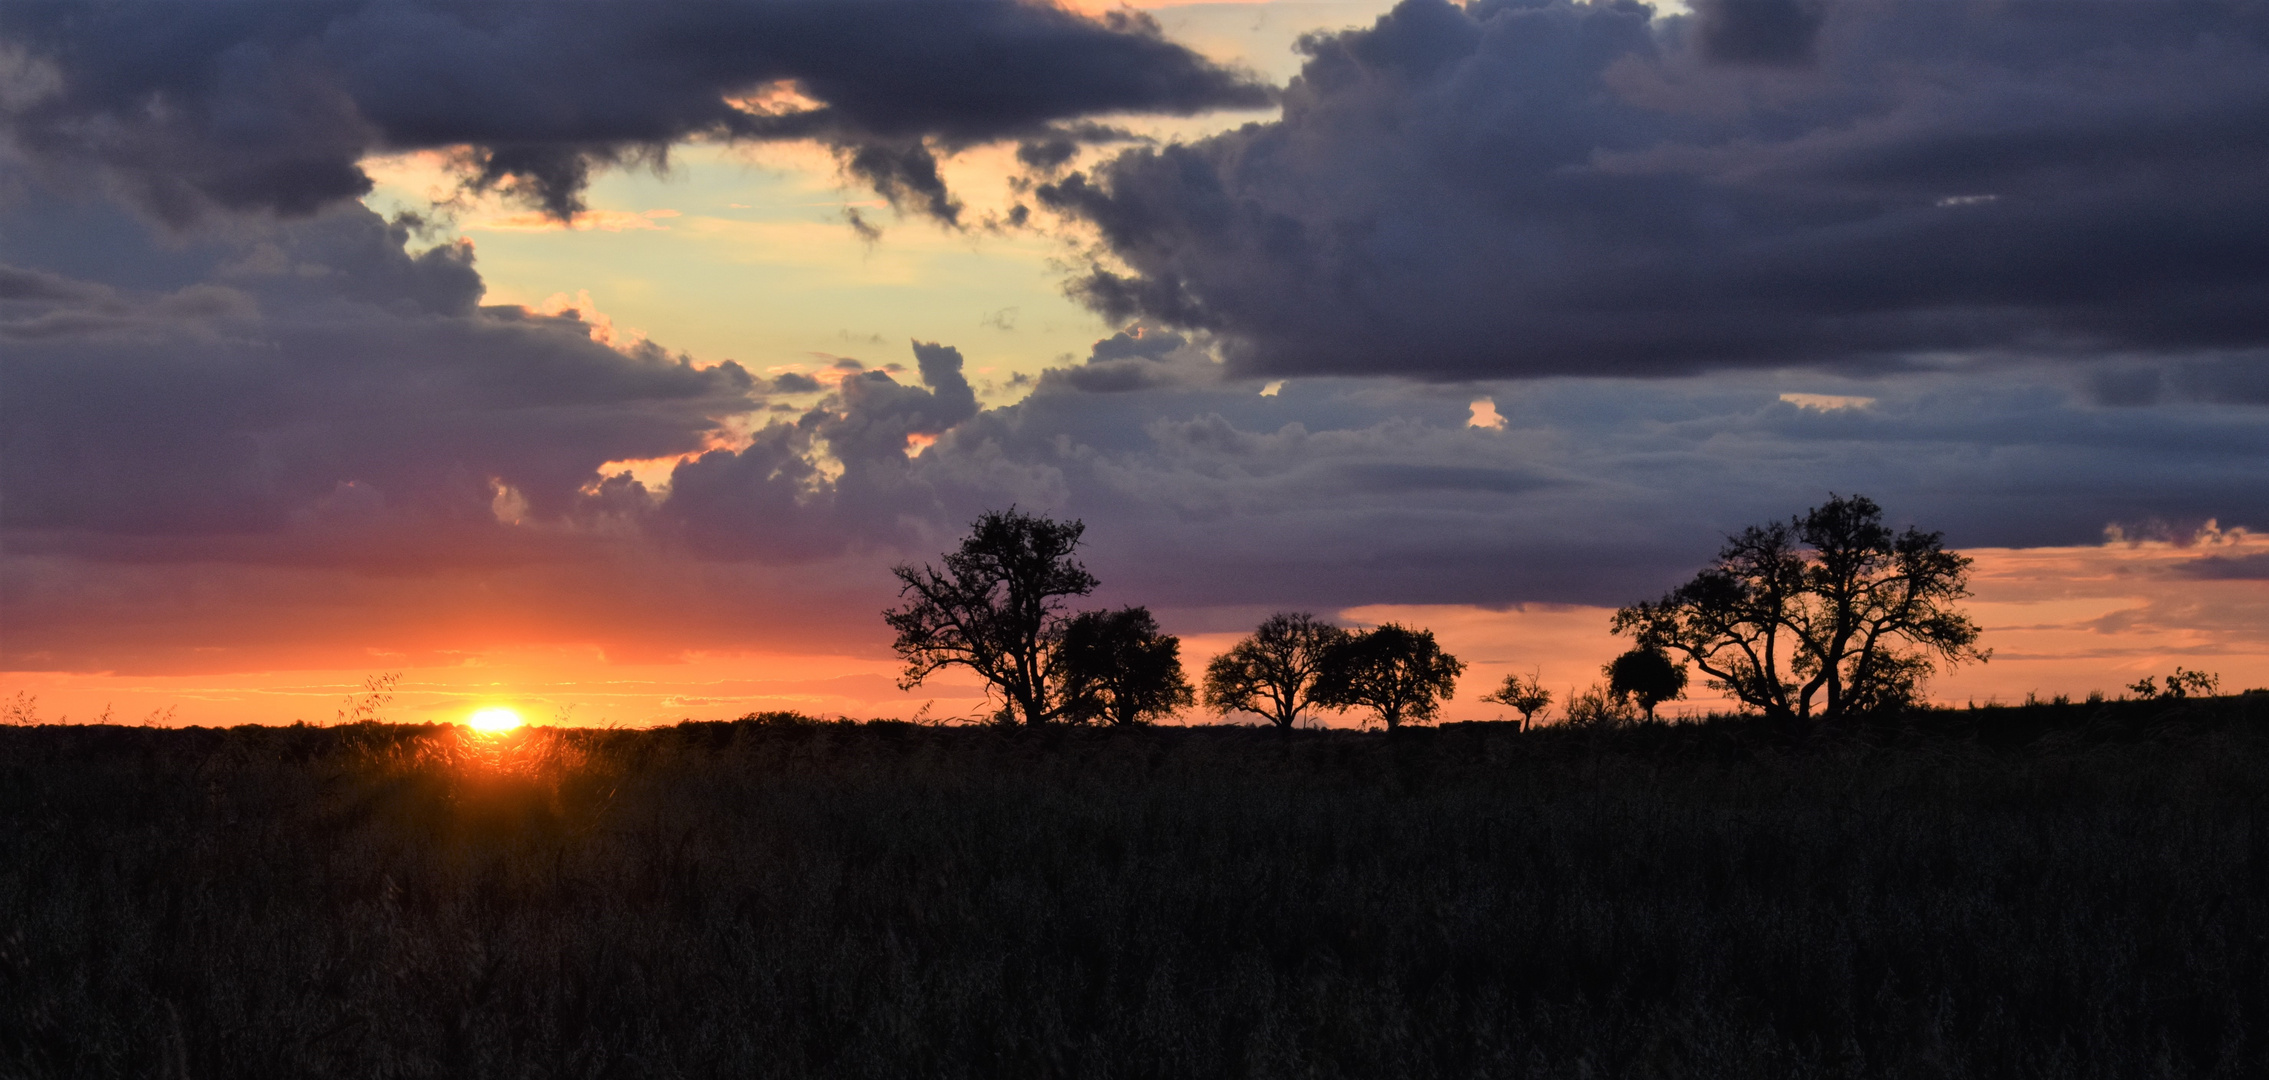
[1313,623,1464,731]
[1202,612,1351,729]
[1612,494,1986,720]
[1057,606,1195,726]
[885,509,1097,725]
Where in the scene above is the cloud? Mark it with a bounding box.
[0,0,1273,225]
[1692,0,1824,67]
[655,339,983,560]
[1039,0,2269,380]
[7,184,2264,646]
[1,264,258,341]
[2173,553,2269,581]
[4,110,2264,682]
[1779,392,1873,412]
[1031,324,1221,394]
[879,362,2268,613]
[0,197,755,557]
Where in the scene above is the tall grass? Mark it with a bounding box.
[3,699,2266,1078]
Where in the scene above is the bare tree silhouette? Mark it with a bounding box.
[885,509,1097,725]
[1202,613,1351,729]
[1613,495,1986,720]
[1480,670,1553,730]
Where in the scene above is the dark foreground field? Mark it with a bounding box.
[5,700,2269,1079]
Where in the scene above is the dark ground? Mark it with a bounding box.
[4,697,2268,1079]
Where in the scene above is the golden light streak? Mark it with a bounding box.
[470,208,682,233]
[1779,392,1877,411]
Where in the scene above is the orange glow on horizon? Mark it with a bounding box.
[5,534,2263,729]
[466,706,525,733]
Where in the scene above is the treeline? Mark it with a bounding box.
[886,496,2024,729]
[885,511,1486,731]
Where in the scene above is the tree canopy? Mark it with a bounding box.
[1057,606,1194,727]
[1313,623,1464,731]
[884,509,1098,725]
[1611,495,1986,720]
[1606,648,1687,722]
[1202,612,1351,729]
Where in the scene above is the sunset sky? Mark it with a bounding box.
[5,0,2266,728]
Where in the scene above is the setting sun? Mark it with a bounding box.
[466,706,524,733]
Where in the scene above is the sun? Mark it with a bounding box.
[466,706,524,733]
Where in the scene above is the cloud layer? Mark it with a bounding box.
[0,0,1271,223]
[1040,0,2269,379]
[5,189,2265,675]
[2,1,2264,691]
[1,197,752,566]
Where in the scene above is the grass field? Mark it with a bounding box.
[5,698,2267,1078]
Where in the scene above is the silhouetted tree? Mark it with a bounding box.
[1202,612,1352,729]
[1612,494,1987,720]
[1057,606,1195,726]
[2130,667,2219,701]
[884,508,1098,725]
[1479,671,1553,730]
[1314,623,1465,731]
[1606,648,1687,722]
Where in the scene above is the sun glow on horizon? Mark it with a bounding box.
[466,706,525,733]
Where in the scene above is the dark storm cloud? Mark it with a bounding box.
[7,191,2265,663]
[1015,121,1145,174]
[0,264,258,341]
[634,308,2266,614]
[657,339,982,560]
[1038,0,2269,380]
[841,142,964,225]
[1032,325,1219,393]
[2174,553,2269,581]
[0,0,1273,224]
[0,200,754,560]
[915,369,2269,611]
[1693,0,1824,67]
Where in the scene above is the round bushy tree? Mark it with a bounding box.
[1606,649,1687,722]
[1057,606,1195,726]
[1314,623,1464,731]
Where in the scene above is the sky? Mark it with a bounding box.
[3,0,2266,728]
